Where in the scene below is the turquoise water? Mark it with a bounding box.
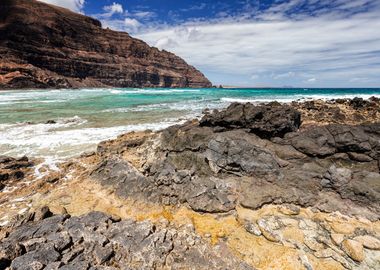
[0,87,379,160]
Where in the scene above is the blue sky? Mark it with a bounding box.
[40,0,380,87]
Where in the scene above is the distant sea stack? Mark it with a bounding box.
[0,0,212,89]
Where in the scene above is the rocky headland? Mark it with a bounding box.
[0,97,379,270]
[0,0,211,89]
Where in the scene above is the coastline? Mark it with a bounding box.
[1,97,380,269]
[1,87,379,160]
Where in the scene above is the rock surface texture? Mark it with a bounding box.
[0,0,212,89]
[0,156,33,191]
[91,102,380,219]
[0,210,251,270]
[1,99,380,270]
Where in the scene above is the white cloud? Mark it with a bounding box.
[155,37,178,50]
[38,0,84,13]
[103,2,123,17]
[100,18,142,34]
[273,72,295,79]
[133,11,156,20]
[136,1,380,87]
[124,18,141,33]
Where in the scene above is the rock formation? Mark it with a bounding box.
[0,210,251,270]
[0,156,34,191]
[1,98,379,270]
[89,103,380,219]
[0,0,212,89]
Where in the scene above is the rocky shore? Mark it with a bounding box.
[0,98,379,270]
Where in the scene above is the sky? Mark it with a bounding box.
[39,0,380,88]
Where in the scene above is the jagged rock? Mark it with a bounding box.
[200,102,301,139]
[91,157,236,213]
[349,97,368,109]
[0,211,254,269]
[0,155,33,190]
[94,244,114,264]
[0,0,211,89]
[88,103,380,219]
[288,127,336,157]
[1,100,380,270]
[257,218,281,243]
[322,165,352,188]
[288,123,380,158]
[342,239,365,262]
[34,206,53,221]
[205,134,281,176]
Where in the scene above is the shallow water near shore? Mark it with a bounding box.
[0,87,379,160]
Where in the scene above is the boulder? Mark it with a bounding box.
[200,102,301,139]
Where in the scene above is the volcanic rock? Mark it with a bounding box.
[88,102,380,219]
[0,156,33,190]
[1,100,380,270]
[200,102,301,139]
[0,0,212,89]
[0,210,253,270]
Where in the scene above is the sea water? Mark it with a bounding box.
[0,87,379,161]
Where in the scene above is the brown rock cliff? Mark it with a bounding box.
[0,0,212,89]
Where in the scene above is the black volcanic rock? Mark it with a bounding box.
[0,0,212,89]
[200,102,301,139]
[89,103,380,219]
[0,209,252,269]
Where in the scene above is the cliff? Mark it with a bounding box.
[0,0,212,89]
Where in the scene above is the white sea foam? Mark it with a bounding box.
[0,117,187,160]
[221,94,380,104]
[102,99,224,113]
[110,90,123,94]
[221,97,299,103]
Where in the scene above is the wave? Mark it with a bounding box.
[102,99,224,113]
[0,118,187,160]
[0,116,87,133]
[220,97,298,103]
[109,90,123,94]
[105,89,201,94]
[221,93,380,104]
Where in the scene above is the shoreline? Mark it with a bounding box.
[1,97,380,269]
[1,92,379,161]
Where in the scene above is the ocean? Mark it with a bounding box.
[0,87,379,163]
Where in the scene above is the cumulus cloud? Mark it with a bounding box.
[155,37,178,50]
[136,0,380,87]
[103,2,123,17]
[124,18,141,33]
[38,0,84,13]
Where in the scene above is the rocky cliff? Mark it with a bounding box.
[0,0,212,89]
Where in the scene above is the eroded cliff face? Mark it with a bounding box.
[0,0,212,89]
